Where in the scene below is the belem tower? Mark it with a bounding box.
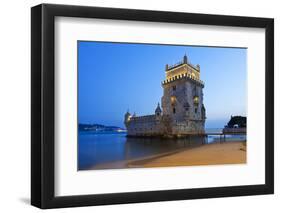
[124,54,206,137]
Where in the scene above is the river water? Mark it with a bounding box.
[78,129,246,170]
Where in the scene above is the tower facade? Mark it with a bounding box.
[162,55,206,134]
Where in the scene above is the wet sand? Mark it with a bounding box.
[128,141,246,168]
[90,141,246,170]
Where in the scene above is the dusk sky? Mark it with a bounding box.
[78,41,247,128]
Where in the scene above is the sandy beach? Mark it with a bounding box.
[91,141,246,170]
[128,141,246,168]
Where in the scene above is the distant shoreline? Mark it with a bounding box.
[79,123,126,132]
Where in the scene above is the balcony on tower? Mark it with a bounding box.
[162,54,203,87]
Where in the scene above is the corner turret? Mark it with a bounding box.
[155,103,162,116]
[183,54,188,64]
[124,110,131,128]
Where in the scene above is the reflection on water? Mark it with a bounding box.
[78,132,206,170]
[78,130,246,170]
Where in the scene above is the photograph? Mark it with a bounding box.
[78,41,247,170]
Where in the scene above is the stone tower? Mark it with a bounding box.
[124,54,206,137]
[161,54,206,134]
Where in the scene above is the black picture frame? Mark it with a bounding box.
[31,3,274,209]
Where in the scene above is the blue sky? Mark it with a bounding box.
[78,41,247,128]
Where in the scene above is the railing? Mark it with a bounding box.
[205,130,246,143]
[166,61,184,70]
[222,128,246,134]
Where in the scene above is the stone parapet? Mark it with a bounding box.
[162,72,204,87]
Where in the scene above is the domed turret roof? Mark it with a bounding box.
[125,110,131,116]
[155,103,162,114]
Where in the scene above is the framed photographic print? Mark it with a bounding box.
[31,3,274,209]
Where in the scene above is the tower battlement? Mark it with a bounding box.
[162,72,204,87]
[165,55,201,82]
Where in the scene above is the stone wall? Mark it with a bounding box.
[126,115,163,136]
[126,115,205,136]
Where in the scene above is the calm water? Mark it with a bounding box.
[78,129,246,170]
